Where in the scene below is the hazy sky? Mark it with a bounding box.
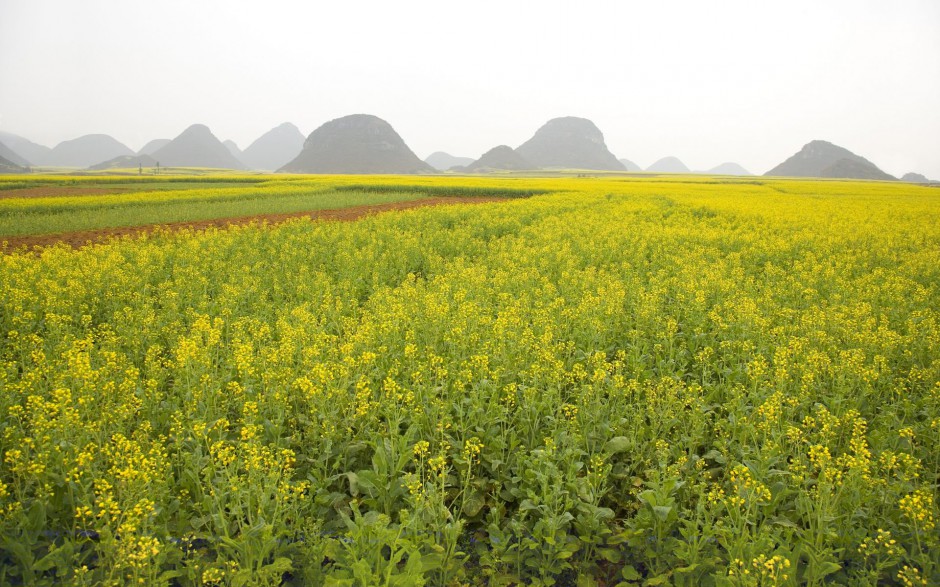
[1,0,938,177]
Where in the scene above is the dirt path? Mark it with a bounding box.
[1,196,500,253]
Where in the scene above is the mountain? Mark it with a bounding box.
[223,140,245,164]
[765,140,895,180]
[0,153,28,173]
[901,172,930,183]
[242,122,305,170]
[619,158,641,172]
[87,154,158,171]
[0,140,31,167]
[138,139,170,155]
[647,157,690,173]
[463,145,533,172]
[280,114,433,174]
[45,134,134,167]
[819,158,896,181]
[708,162,752,176]
[425,152,474,171]
[151,124,246,169]
[515,117,625,171]
[0,131,51,165]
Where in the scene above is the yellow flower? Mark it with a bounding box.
[899,488,936,531]
[412,440,430,460]
[463,437,483,462]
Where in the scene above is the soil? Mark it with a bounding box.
[1,196,501,253]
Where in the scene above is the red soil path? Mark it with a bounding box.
[1,196,500,253]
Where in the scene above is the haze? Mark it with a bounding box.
[1,0,938,177]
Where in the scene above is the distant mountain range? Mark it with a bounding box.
[900,172,938,184]
[425,152,474,171]
[138,139,170,156]
[461,145,533,173]
[902,172,928,183]
[707,162,752,176]
[45,134,135,167]
[0,131,134,167]
[453,117,626,173]
[765,140,895,180]
[88,154,159,171]
[647,157,690,173]
[0,131,51,166]
[223,140,244,162]
[242,122,305,171]
[0,152,28,173]
[0,123,928,180]
[150,124,246,169]
[619,159,641,172]
[1,123,304,172]
[0,139,31,167]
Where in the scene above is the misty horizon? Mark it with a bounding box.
[0,116,922,177]
[2,0,939,177]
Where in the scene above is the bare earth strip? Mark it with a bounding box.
[1,196,501,253]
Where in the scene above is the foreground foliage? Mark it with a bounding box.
[0,175,938,585]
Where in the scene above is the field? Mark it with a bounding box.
[0,175,542,242]
[0,173,938,586]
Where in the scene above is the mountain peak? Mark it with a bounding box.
[425,152,474,171]
[47,134,134,167]
[708,162,752,176]
[279,114,433,174]
[766,140,895,180]
[647,156,690,173]
[516,117,625,171]
[242,123,306,170]
[619,159,641,172]
[464,145,533,172]
[150,124,245,169]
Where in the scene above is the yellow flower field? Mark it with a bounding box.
[0,174,938,585]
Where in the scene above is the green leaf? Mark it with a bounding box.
[813,560,842,579]
[421,552,444,573]
[231,569,252,587]
[638,490,659,506]
[355,469,379,492]
[652,505,673,521]
[463,489,486,517]
[621,565,642,581]
[345,472,359,496]
[263,557,293,574]
[599,547,621,563]
[770,515,799,529]
[605,436,632,454]
[26,500,46,533]
[703,449,726,464]
[158,570,184,583]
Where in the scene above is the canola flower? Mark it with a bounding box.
[0,173,938,584]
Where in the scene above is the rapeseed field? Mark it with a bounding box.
[0,175,937,585]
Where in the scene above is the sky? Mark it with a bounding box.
[1,0,938,177]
